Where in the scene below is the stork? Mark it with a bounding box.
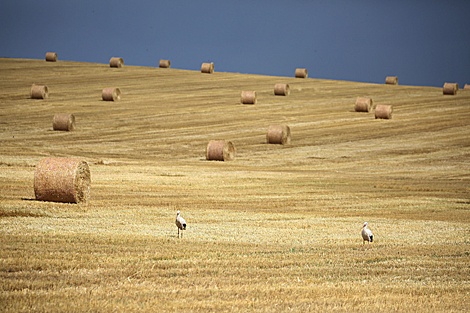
[175,210,186,238]
[361,222,373,250]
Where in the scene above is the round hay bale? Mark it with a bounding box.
[295,68,308,78]
[385,76,398,85]
[464,84,470,90]
[267,125,291,145]
[241,91,257,104]
[201,62,214,73]
[109,57,124,68]
[31,85,49,99]
[375,104,393,119]
[102,88,121,101]
[355,97,373,112]
[443,82,458,95]
[34,157,91,204]
[45,52,57,62]
[274,83,290,96]
[159,59,171,68]
[53,113,75,131]
[206,140,235,161]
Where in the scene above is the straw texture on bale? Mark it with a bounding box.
[375,104,393,119]
[241,91,257,104]
[274,83,290,96]
[267,125,291,145]
[385,76,398,85]
[206,140,235,161]
[355,97,373,112]
[201,62,214,74]
[443,82,458,95]
[102,87,121,101]
[31,85,49,99]
[464,84,470,90]
[109,57,124,68]
[45,52,57,62]
[53,113,75,131]
[295,68,308,78]
[34,158,91,204]
[159,59,171,68]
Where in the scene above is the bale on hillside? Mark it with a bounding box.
[53,113,75,131]
[45,52,57,62]
[159,59,171,68]
[206,140,235,161]
[295,68,308,78]
[355,97,373,112]
[375,104,393,119]
[241,91,257,104]
[102,87,121,101]
[385,76,398,85]
[31,85,49,99]
[443,82,458,95]
[274,83,290,96]
[109,57,124,68]
[201,62,214,74]
[267,125,291,145]
[34,157,91,204]
[464,84,470,90]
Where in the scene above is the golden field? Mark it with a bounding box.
[0,57,469,312]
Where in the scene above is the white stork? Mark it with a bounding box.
[175,210,186,238]
[361,222,373,250]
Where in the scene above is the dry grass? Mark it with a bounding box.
[0,58,469,312]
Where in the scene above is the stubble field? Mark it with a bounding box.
[0,58,469,312]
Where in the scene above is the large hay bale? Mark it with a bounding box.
[53,113,75,131]
[201,62,214,74]
[375,104,393,119]
[102,87,121,101]
[464,84,470,90]
[206,141,235,161]
[385,76,398,85]
[34,158,91,204]
[274,83,290,96]
[443,82,458,95]
[45,52,57,62]
[295,68,308,78]
[241,91,257,104]
[31,85,49,99]
[355,97,373,112]
[109,57,124,68]
[267,125,291,145]
[159,59,171,68]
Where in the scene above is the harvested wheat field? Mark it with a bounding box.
[0,57,469,312]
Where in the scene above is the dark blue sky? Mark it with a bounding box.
[1,1,469,87]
